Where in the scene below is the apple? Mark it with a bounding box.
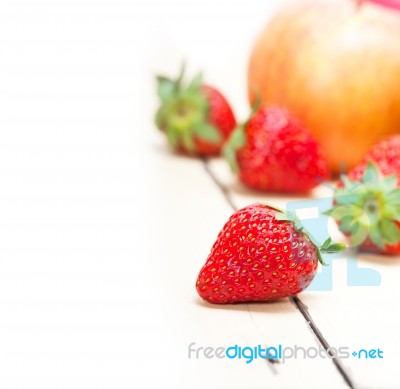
[248,0,400,172]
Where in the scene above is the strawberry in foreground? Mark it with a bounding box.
[328,135,400,255]
[223,105,329,193]
[196,203,344,304]
[155,66,236,155]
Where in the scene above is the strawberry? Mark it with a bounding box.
[223,105,329,193]
[342,135,400,182]
[155,66,236,155]
[196,203,344,304]
[329,135,400,255]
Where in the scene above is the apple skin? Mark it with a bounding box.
[248,0,400,172]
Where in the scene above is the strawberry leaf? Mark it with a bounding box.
[182,130,195,153]
[369,223,383,248]
[334,193,362,206]
[320,237,332,250]
[386,188,400,204]
[277,211,305,231]
[223,125,245,172]
[187,73,203,93]
[363,161,380,184]
[223,146,238,173]
[157,76,177,103]
[385,205,400,221]
[381,219,400,244]
[317,238,346,266]
[339,215,360,235]
[382,176,397,192]
[166,126,179,148]
[194,123,221,144]
[175,62,186,87]
[250,96,262,115]
[325,204,364,222]
[320,242,347,254]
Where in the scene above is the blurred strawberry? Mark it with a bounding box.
[329,135,400,254]
[155,66,236,155]
[223,105,328,193]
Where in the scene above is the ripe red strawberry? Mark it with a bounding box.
[344,135,400,182]
[155,67,236,155]
[196,203,344,304]
[223,105,329,193]
[329,135,400,255]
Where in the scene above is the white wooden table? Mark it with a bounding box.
[142,0,400,386]
[147,133,400,389]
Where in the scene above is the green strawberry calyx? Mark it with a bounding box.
[223,99,261,172]
[274,209,346,266]
[223,124,246,172]
[326,162,400,249]
[155,65,221,152]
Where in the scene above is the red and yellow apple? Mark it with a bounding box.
[248,0,400,172]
